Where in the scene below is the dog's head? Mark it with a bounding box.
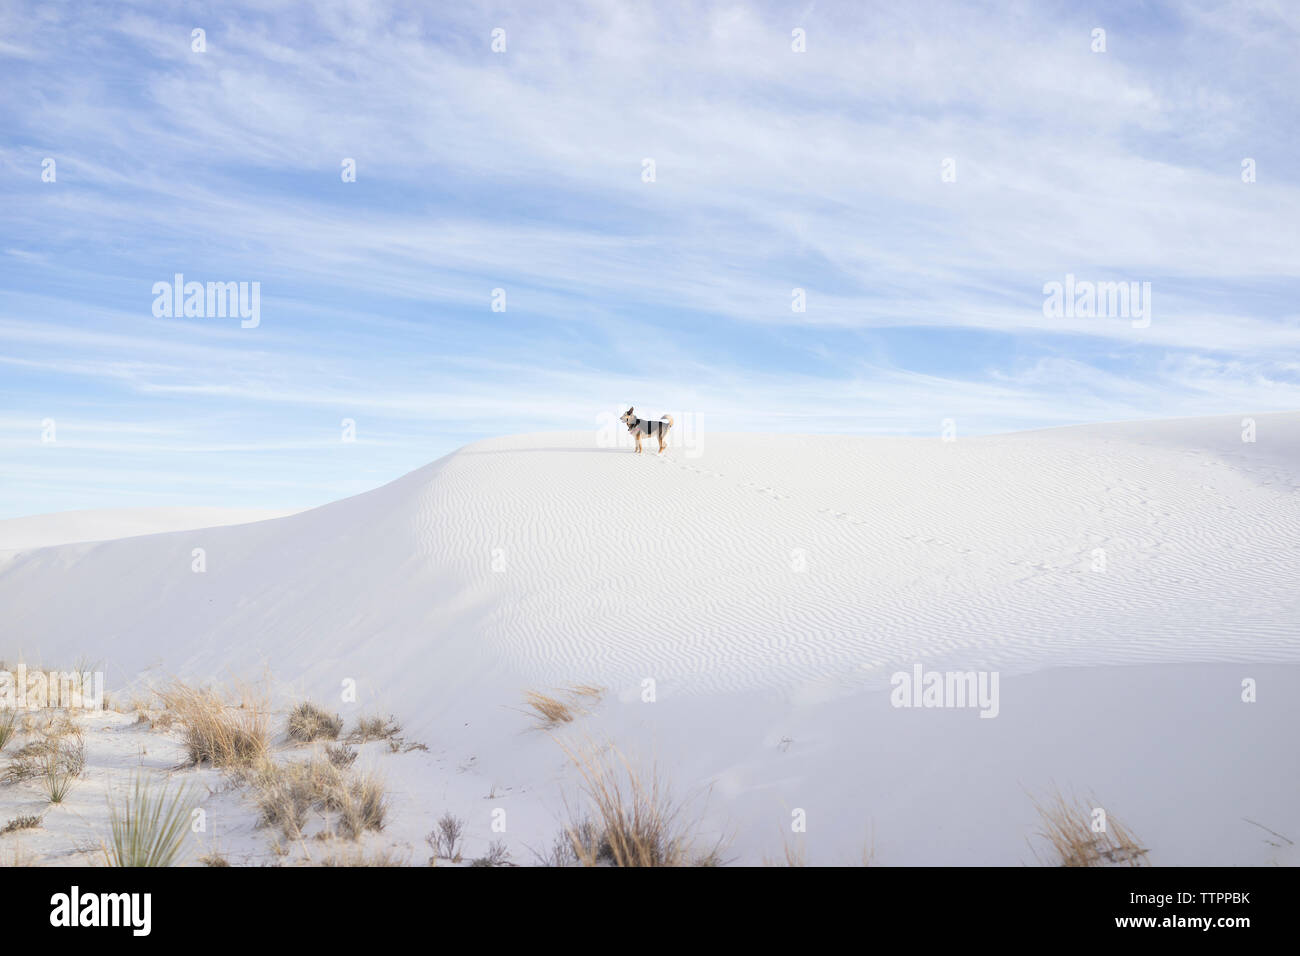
[620,406,636,430]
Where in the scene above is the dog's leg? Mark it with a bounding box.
[635,433,642,453]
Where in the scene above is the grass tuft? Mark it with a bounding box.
[254,760,323,838]
[39,736,85,803]
[254,756,388,841]
[336,771,388,839]
[469,840,512,867]
[350,715,399,742]
[566,684,605,701]
[315,848,406,866]
[0,711,17,754]
[160,683,269,768]
[556,738,724,867]
[287,701,343,742]
[523,690,574,728]
[326,743,358,768]
[1030,787,1149,867]
[1,814,42,834]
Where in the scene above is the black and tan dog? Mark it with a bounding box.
[620,407,674,454]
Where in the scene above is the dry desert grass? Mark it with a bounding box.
[1030,786,1149,867]
[523,690,575,728]
[1,717,85,804]
[253,754,388,841]
[287,701,344,742]
[555,737,725,867]
[0,711,17,754]
[522,685,605,730]
[160,682,269,768]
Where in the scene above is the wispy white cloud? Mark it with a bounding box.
[1,0,1297,515]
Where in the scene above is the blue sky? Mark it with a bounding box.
[2,0,1298,517]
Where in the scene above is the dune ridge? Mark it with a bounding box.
[0,413,1296,720]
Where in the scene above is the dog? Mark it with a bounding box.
[620,407,674,454]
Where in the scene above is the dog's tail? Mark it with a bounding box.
[662,414,674,427]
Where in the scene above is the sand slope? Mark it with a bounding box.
[0,507,298,553]
[1,412,1297,864]
[2,413,1296,704]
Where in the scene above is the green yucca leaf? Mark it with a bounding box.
[107,775,193,867]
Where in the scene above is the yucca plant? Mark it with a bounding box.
[106,775,192,867]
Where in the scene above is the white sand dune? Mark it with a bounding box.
[1,412,1297,865]
[3,412,1296,700]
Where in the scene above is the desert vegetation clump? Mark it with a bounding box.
[253,756,388,841]
[2,737,57,784]
[350,715,399,743]
[160,683,269,768]
[333,770,389,839]
[469,840,512,867]
[553,739,725,867]
[1,814,42,835]
[426,813,465,863]
[522,685,607,730]
[326,743,358,768]
[0,711,17,754]
[39,736,85,803]
[3,720,85,804]
[315,848,406,867]
[1030,787,1149,867]
[287,701,344,742]
[523,690,574,728]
